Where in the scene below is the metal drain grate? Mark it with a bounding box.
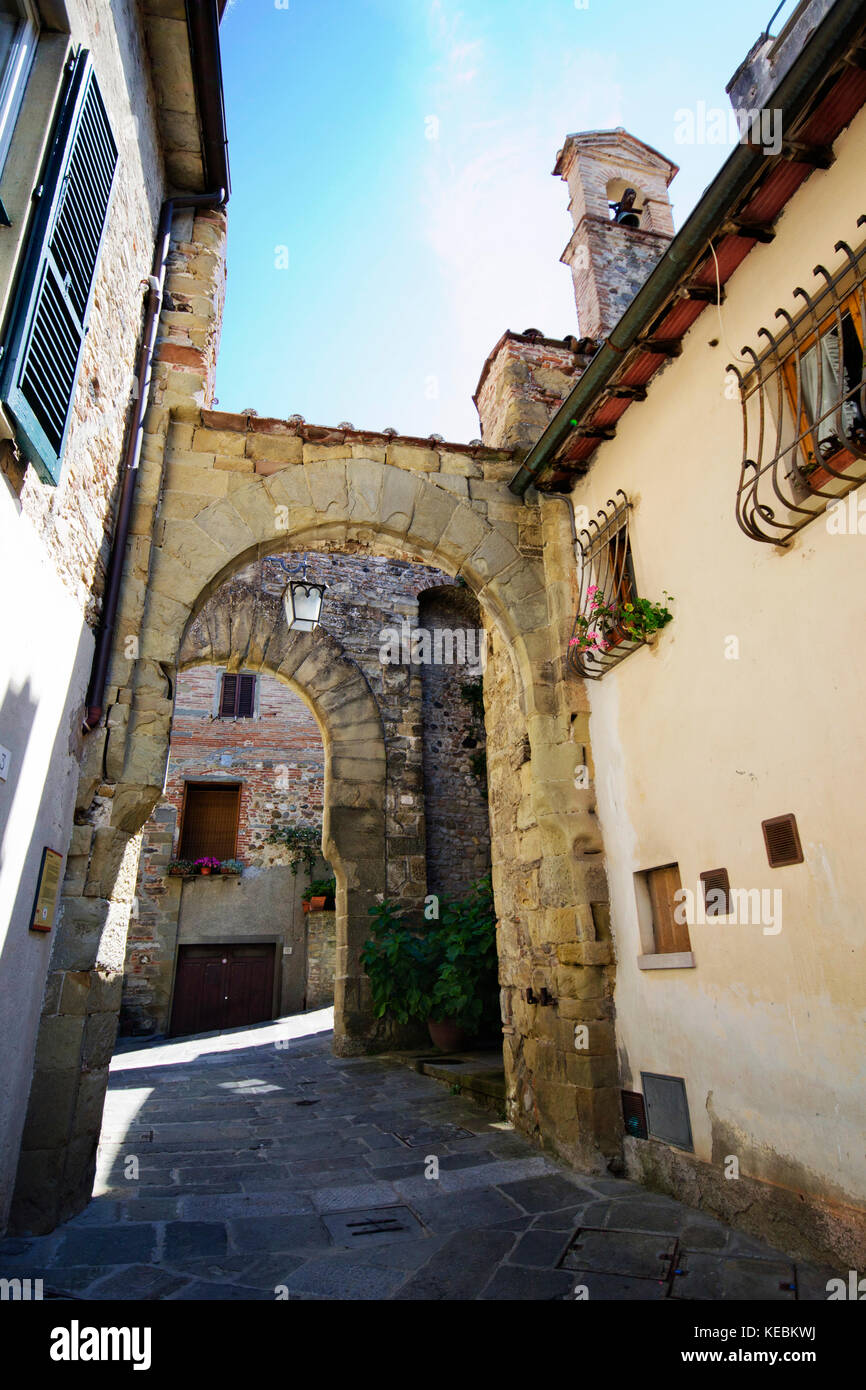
[323,1205,427,1247]
[559,1228,679,1285]
[391,1124,473,1146]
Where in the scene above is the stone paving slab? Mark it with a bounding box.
[0,1010,843,1301]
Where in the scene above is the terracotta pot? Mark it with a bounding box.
[428,1018,471,1051]
[302,900,311,915]
[309,894,327,911]
[199,866,211,876]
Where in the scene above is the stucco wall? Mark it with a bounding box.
[568,104,866,1256]
[0,0,166,1232]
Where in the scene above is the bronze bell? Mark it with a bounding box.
[612,187,641,228]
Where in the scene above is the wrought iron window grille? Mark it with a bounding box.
[568,490,644,680]
[731,215,866,545]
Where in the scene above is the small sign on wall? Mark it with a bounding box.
[30,848,63,933]
[0,744,11,781]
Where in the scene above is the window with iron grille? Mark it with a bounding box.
[179,783,241,862]
[568,490,642,679]
[218,672,256,718]
[0,49,117,484]
[731,215,866,545]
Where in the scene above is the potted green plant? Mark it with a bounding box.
[303,876,336,911]
[360,875,498,1050]
[427,875,498,1050]
[570,587,674,658]
[194,856,221,877]
[361,902,437,1025]
[167,859,194,877]
[220,859,244,876]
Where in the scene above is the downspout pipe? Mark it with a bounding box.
[509,0,866,496]
[83,189,225,732]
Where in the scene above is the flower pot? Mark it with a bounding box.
[428,1018,471,1051]
[302,900,311,915]
[309,895,326,911]
[199,866,211,876]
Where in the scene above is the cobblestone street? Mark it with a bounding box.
[0,1013,836,1301]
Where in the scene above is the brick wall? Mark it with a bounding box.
[160,664,325,863]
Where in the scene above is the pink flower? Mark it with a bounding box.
[587,585,599,597]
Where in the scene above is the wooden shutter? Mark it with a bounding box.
[179,784,240,861]
[219,672,255,717]
[236,674,255,717]
[0,51,117,484]
[647,863,690,953]
[219,673,238,716]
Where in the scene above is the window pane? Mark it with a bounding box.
[0,1,37,176]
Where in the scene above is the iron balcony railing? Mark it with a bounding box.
[730,214,866,545]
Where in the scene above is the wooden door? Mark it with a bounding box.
[170,944,275,1037]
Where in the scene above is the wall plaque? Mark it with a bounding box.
[30,847,63,933]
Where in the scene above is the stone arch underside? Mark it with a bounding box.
[178,584,388,1051]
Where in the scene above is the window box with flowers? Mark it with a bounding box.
[568,491,674,679]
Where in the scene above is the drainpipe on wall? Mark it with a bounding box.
[82,0,230,732]
[82,191,224,732]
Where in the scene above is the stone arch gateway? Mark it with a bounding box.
[10,424,618,1234]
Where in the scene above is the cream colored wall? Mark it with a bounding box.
[570,104,866,1209]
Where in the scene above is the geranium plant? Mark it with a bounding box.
[194,856,222,874]
[570,584,674,654]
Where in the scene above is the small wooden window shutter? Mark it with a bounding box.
[0,50,117,484]
[236,674,255,717]
[219,673,238,716]
[220,672,255,717]
[647,864,690,953]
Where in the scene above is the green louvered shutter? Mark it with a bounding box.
[0,50,117,485]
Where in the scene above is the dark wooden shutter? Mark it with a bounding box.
[0,51,117,484]
[762,814,804,867]
[219,672,255,717]
[219,673,238,716]
[179,784,240,861]
[236,674,255,717]
[699,867,731,916]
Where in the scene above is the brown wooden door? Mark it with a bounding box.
[170,944,275,1037]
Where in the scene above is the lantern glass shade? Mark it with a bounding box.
[284,579,326,632]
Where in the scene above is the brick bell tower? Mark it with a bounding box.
[474,128,678,452]
[554,127,678,340]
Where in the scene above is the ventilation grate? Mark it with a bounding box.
[699,868,731,916]
[621,1090,647,1140]
[761,814,804,868]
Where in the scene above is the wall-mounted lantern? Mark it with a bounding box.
[283,571,327,632]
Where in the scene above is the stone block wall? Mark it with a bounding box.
[306,910,336,1010]
[417,585,491,898]
[474,331,595,453]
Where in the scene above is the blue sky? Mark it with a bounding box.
[216,0,795,441]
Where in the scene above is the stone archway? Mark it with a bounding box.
[11,442,617,1234]
[178,581,388,1051]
